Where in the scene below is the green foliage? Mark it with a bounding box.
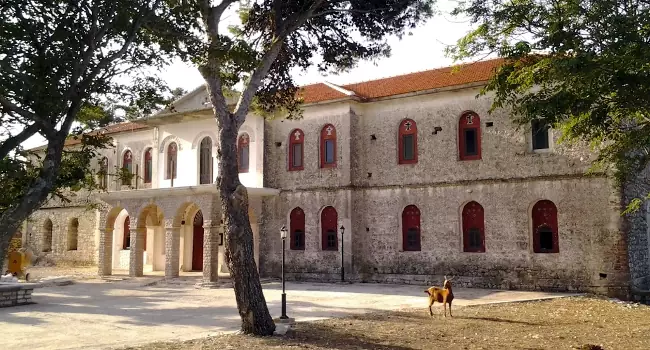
[447,0,650,213]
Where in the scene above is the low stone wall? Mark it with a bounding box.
[0,283,37,307]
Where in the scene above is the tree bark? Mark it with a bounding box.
[0,132,67,267]
[213,108,276,335]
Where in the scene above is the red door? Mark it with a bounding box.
[192,224,204,271]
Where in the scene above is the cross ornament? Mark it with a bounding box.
[404,121,412,131]
[466,114,474,124]
[294,130,302,140]
[241,134,249,143]
[125,152,131,159]
[326,125,334,136]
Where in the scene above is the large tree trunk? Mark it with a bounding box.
[0,134,67,267]
[215,111,275,336]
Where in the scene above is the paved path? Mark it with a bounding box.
[0,278,574,350]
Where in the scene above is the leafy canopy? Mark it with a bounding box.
[447,0,650,211]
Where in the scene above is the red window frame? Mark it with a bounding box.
[123,216,131,250]
[532,200,559,253]
[398,119,418,165]
[99,157,109,189]
[402,205,421,251]
[289,207,305,250]
[288,129,304,171]
[166,142,177,180]
[459,111,482,161]
[199,137,213,184]
[320,124,337,168]
[122,150,132,185]
[238,133,250,173]
[462,201,485,252]
[143,148,152,184]
[321,206,338,251]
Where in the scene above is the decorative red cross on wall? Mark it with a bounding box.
[404,121,412,131]
[294,130,302,140]
[326,125,334,135]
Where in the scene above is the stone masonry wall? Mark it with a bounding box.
[25,206,99,264]
[261,177,629,298]
[623,164,650,289]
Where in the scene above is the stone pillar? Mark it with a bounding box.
[98,228,113,276]
[201,221,219,286]
[165,226,181,278]
[129,220,144,277]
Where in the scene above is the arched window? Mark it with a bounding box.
[321,206,338,251]
[288,129,304,171]
[42,219,53,252]
[122,150,132,185]
[398,119,418,164]
[199,137,212,184]
[143,148,153,184]
[532,200,559,253]
[238,133,250,173]
[402,205,421,251]
[68,218,79,251]
[166,142,177,180]
[289,207,305,250]
[123,216,131,250]
[462,201,485,252]
[459,111,481,161]
[99,157,109,189]
[320,124,337,168]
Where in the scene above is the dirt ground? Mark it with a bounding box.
[124,297,650,350]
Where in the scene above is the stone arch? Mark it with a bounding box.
[173,202,202,228]
[238,125,256,142]
[191,131,218,149]
[159,134,183,153]
[42,218,53,252]
[105,206,127,230]
[137,204,165,228]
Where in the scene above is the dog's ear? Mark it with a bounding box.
[444,275,448,280]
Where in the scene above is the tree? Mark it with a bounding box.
[446,0,650,211]
[0,0,193,264]
[173,0,434,336]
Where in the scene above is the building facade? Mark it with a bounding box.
[23,59,649,298]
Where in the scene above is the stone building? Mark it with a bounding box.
[24,59,649,297]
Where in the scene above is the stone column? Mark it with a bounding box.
[98,228,113,276]
[129,219,145,277]
[201,221,219,286]
[165,226,181,278]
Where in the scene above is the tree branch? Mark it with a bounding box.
[232,0,326,125]
[0,123,40,159]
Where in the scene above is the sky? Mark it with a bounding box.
[22,1,475,149]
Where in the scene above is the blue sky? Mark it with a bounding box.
[22,1,474,149]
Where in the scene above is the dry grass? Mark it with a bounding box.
[125,297,650,350]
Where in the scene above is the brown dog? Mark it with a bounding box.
[424,276,454,317]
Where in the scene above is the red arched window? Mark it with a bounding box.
[402,205,421,251]
[462,201,485,252]
[123,216,131,250]
[398,119,418,164]
[122,150,132,185]
[532,200,559,253]
[143,148,152,184]
[459,111,482,161]
[321,206,338,251]
[238,133,250,173]
[289,207,305,250]
[166,142,177,180]
[288,129,304,171]
[320,124,337,168]
[99,157,109,189]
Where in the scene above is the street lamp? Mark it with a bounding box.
[340,225,345,282]
[280,225,289,319]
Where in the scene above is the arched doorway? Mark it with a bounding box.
[192,210,204,271]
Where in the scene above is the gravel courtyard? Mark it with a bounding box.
[0,270,572,350]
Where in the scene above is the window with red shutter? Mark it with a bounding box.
[402,205,421,251]
[321,206,338,251]
[320,124,337,168]
[289,207,305,250]
[288,129,304,171]
[532,200,559,253]
[462,201,485,252]
[398,119,418,164]
[459,111,482,161]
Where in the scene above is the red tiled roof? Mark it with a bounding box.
[63,121,149,146]
[300,58,503,103]
[298,83,349,104]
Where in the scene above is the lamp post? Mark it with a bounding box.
[280,225,289,319]
[340,225,345,282]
